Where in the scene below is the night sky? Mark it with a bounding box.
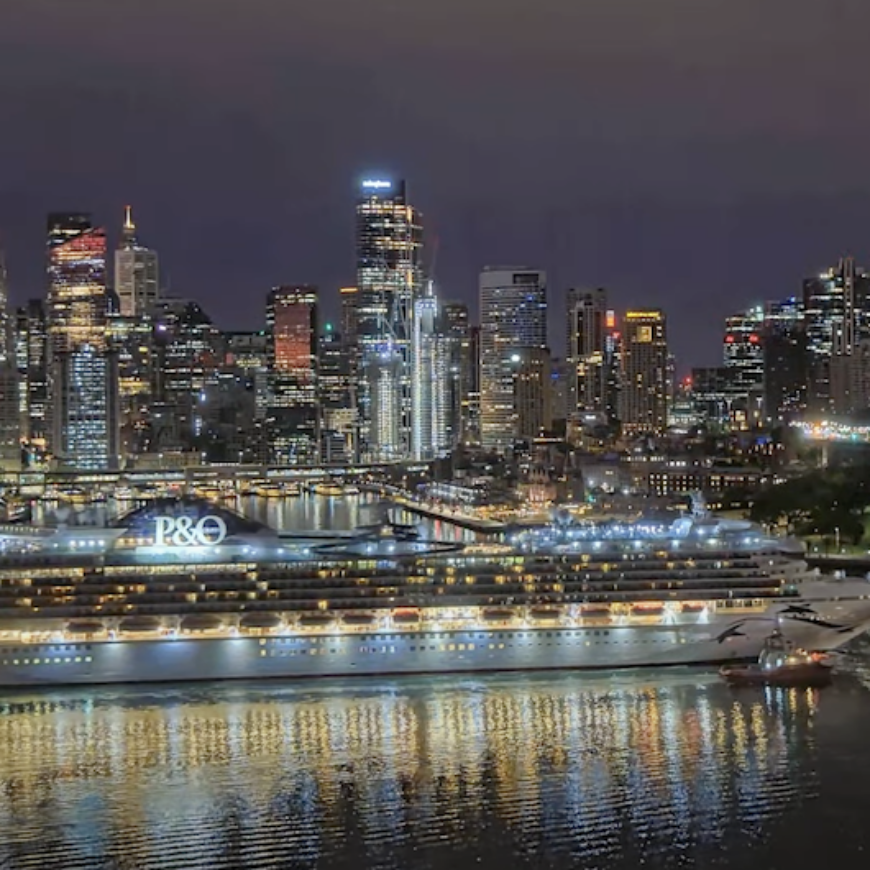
[2,0,870,368]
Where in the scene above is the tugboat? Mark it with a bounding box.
[720,629,833,688]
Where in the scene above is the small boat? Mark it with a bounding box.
[720,630,833,688]
[343,485,361,495]
[312,483,343,497]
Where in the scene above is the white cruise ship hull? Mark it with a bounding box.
[2,602,869,687]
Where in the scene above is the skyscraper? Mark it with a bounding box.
[52,343,119,471]
[355,178,423,461]
[441,302,470,449]
[46,213,117,469]
[0,252,19,469]
[115,205,159,317]
[479,267,547,452]
[15,300,48,454]
[722,305,765,430]
[318,323,354,464]
[565,288,615,424]
[46,213,108,355]
[512,346,553,442]
[411,282,450,460]
[763,297,807,422]
[803,257,870,414]
[266,285,319,465]
[619,310,668,436]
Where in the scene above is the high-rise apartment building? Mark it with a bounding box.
[619,310,668,436]
[115,206,159,317]
[318,324,354,464]
[266,285,319,465]
[479,267,547,452]
[355,178,423,461]
[46,213,117,469]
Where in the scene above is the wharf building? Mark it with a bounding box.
[355,179,423,462]
[479,267,547,452]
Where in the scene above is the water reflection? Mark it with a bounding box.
[0,673,824,869]
[30,493,479,544]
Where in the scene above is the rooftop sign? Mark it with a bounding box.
[361,179,392,190]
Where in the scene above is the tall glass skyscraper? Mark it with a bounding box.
[115,205,159,317]
[411,282,449,461]
[355,178,423,461]
[479,267,547,452]
[46,213,108,355]
[266,285,319,465]
[46,213,118,469]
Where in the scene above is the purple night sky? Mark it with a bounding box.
[2,0,870,368]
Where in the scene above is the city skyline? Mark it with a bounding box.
[4,4,870,369]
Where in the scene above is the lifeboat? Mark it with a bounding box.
[481,607,516,622]
[298,613,335,627]
[180,614,224,633]
[66,619,105,636]
[342,613,377,626]
[631,603,665,616]
[529,607,562,621]
[118,616,163,634]
[392,608,421,625]
[239,613,283,631]
[579,605,611,618]
[680,602,707,613]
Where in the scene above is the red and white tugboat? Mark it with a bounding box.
[720,629,833,688]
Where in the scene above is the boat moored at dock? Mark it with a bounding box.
[0,496,869,686]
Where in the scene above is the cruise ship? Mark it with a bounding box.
[0,496,869,687]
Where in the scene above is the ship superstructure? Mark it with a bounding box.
[0,497,868,685]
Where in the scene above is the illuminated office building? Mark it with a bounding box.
[318,323,354,464]
[441,302,470,449]
[355,178,423,461]
[803,257,870,414]
[763,297,807,421]
[46,213,108,355]
[151,298,225,454]
[0,252,19,470]
[52,344,119,471]
[566,287,619,425]
[115,205,159,317]
[411,282,450,461]
[619,310,668,436]
[107,312,154,457]
[479,267,547,452]
[46,213,116,469]
[266,285,319,465]
[722,305,765,430]
[15,300,48,454]
[512,346,553,442]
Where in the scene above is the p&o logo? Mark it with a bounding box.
[154,515,228,547]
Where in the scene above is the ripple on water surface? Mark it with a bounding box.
[1,668,870,869]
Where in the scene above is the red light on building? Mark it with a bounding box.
[725,334,735,343]
[749,334,759,343]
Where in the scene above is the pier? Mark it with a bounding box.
[381,491,506,534]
